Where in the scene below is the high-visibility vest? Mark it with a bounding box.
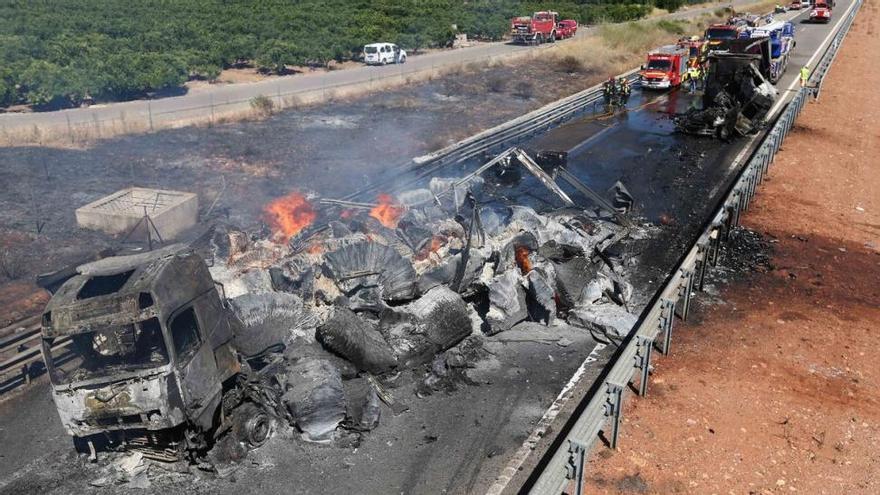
[800,67,810,80]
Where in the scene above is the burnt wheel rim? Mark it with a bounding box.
[245,413,270,447]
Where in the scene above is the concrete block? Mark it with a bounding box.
[75,187,198,240]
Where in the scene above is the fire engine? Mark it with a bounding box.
[556,19,578,39]
[810,1,832,22]
[510,11,559,44]
[639,45,690,89]
[704,23,745,51]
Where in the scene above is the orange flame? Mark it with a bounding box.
[417,235,446,260]
[370,194,405,229]
[515,245,533,275]
[429,236,444,252]
[264,192,317,242]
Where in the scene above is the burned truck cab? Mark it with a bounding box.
[40,249,240,452]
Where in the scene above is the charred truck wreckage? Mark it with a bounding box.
[676,38,779,139]
[39,147,645,468]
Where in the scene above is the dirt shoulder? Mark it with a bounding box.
[583,3,880,494]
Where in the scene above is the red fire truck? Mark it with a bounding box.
[510,11,559,44]
[639,45,690,89]
[704,23,744,51]
[678,36,708,67]
[810,1,832,22]
[557,19,579,39]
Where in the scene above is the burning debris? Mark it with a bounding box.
[42,146,646,476]
[213,147,644,375]
[264,192,317,241]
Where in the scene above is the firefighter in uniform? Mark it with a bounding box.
[688,64,701,93]
[618,77,631,104]
[603,76,617,107]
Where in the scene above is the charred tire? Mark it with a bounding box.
[233,403,272,448]
[73,436,91,455]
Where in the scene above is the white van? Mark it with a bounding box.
[363,43,407,65]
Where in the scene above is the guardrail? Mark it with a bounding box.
[0,316,52,393]
[346,71,641,202]
[510,1,863,493]
[0,316,76,395]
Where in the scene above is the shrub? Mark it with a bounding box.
[255,40,301,74]
[250,94,275,117]
[486,75,507,93]
[556,55,585,74]
[657,19,687,35]
[0,250,23,280]
[512,81,534,99]
[655,0,685,14]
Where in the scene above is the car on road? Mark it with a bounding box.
[363,43,407,65]
[557,19,578,39]
[809,1,832,22]
[788,1,802,10]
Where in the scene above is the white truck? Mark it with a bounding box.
[363,43,407,65]
[746,20,796,83]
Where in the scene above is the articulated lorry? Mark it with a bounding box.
[675,38,778,138]
[40,246,274,460]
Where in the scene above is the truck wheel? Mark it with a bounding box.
[73,436,91,455]
[549,32,556,43]
[233,403,272,448]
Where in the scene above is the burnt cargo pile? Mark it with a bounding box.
[209,147,643,442]
[39,147,646,474]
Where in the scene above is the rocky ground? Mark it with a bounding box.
[583,2,880,493]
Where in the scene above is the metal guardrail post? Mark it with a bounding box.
[709,226,722,268]
[660,298,676,355]
[634,335,654,397]
[565,440,589,495]
[604,383,624,449]
[677,269,695,321]
[696,241,710,291]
